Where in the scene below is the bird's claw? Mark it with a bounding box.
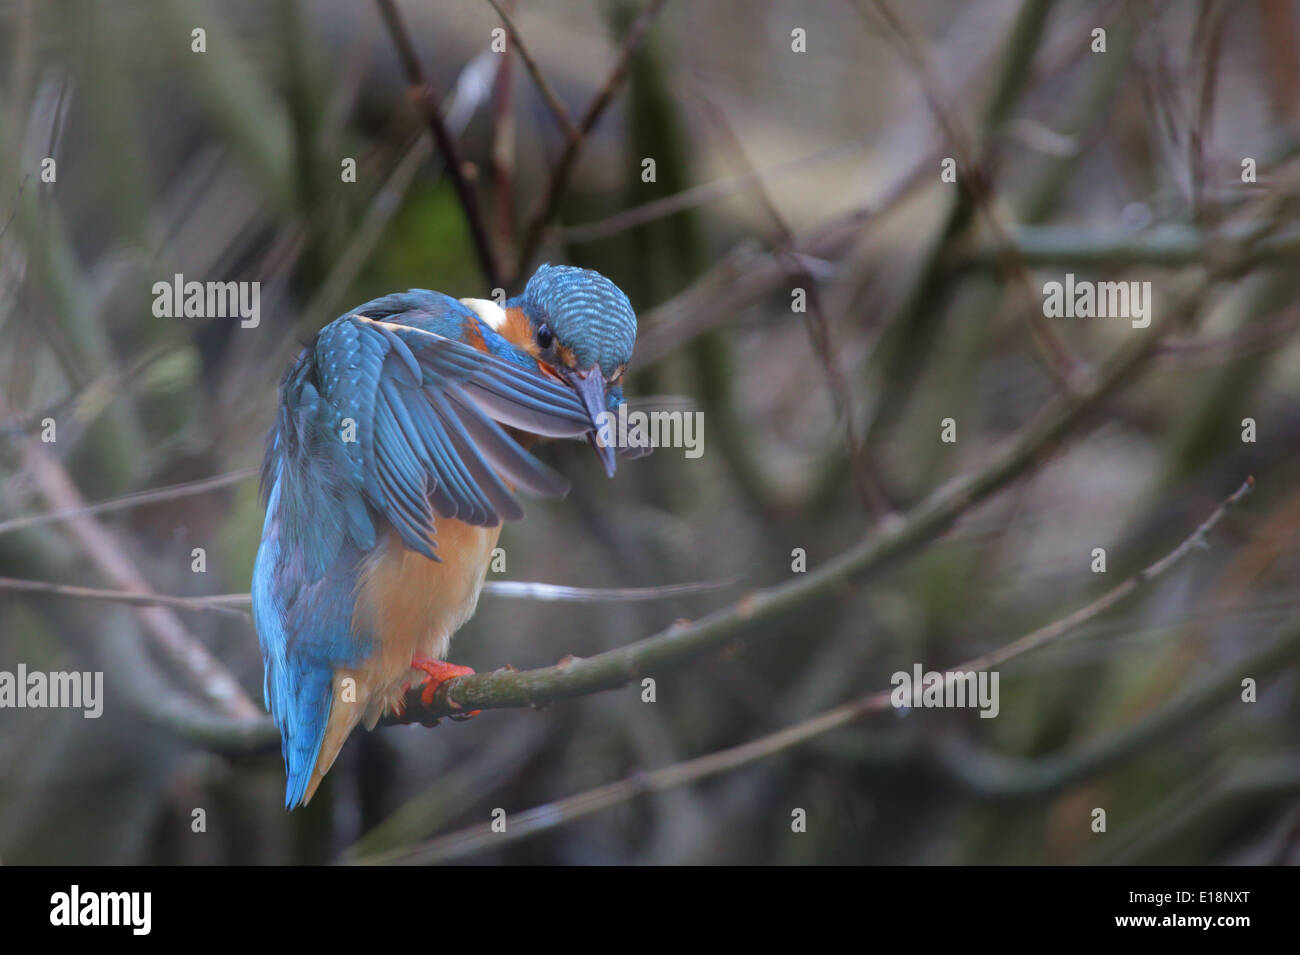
[410,657,479,717]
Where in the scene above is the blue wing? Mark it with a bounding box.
[313,306,593,557]
[252,291,594,807]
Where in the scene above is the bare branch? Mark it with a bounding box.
[0,578,732,617]
[557,137,882,244]
[867,0,1088,392]
[375,0,502,289]
[356,477,1258,863]
[963,222,1300,270]
[2,422,262,721]
[691,89,888,518]
[0,173,30,243]
[514,0,668,277]
[484,0,576,139]
[0,576,250,620]
[489,5,518,279]
[0,467,257,537]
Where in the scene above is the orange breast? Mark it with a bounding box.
[300,518,501,804]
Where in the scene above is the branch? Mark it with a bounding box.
[961,222,1300,270]
[633,210,873,367]
[934,622,1295,801]
[3,428,262,721]
[614,134,939,372]
[484,0,575,139]
[375,0,502,289]
[355,477,1261,863]
[624,139,938,369]
[301,52,499,332]
[857,0,1060,446]
[691,89,888,518]
[0,172,30,243]
[940,476,1255,675]
[0,578,732,616]
[1092,756,1300,864]
[489,8,517,279]
[514,0,668,277]
[93,614,275,751]
[867,0,1087,392]
[0,466,256,537]
[0,576,250,619]
[557,136,881,244]
[1158,303,1300,367]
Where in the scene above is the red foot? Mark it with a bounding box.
[411,656,480,716]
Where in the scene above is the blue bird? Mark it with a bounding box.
[252,265,638,808]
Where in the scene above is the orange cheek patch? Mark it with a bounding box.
[501,307,538,354]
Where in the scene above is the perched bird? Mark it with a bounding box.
[252,265,638,808]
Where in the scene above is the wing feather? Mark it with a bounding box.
[307,313,589,556]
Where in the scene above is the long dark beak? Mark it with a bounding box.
[564,366,616,478]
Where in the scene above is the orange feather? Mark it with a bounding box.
[301,519,501,804]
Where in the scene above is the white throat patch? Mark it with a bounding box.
[459,297,507,331]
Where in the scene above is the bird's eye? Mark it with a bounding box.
[536,323,554,350]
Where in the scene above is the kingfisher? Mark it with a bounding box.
[252,265,638,808]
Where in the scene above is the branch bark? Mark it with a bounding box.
[375,0,502,289]
[513,0,668,278]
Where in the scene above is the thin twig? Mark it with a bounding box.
[633,210,873,367]
[867,0,1088,392]
[375,0,502,289]
[0,467,257,537]
[356,477,1256,863]
[0,578,734,616]
[957,476,1254,673]
[489,1,518,280]
[936,641,1297,804]
[0,576,250,620]
[962,222,1300,270]
[1158,303,1300,367]
[514,0,668,277]
[691,89,887,518]
[301,53,499,334]
[625,141,939,369]
[0,173,30,244]
[1188,0,1227,227]
[856,0,1059,449]
[481,579,736,601]
[484,0,575,138]
[557,136,880,244]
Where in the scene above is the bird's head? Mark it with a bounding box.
[505,265,637,476]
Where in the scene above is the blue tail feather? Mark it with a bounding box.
[272,658,334,809]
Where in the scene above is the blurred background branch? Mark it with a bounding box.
[1,0,1298,865]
